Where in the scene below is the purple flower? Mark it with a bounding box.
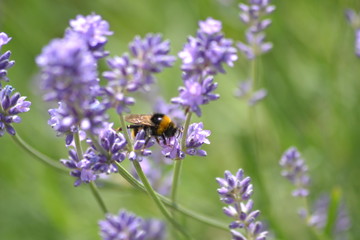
[0,32,12,48]
[185,122,211,156]
[67,13,113,59]
[0,32,15,85]
[279,147,310,197]
[160,136,185,159]
[142,219,167,240]
[128,129,154,162]
[86,127,127,173]
[103,54,134,88]
[235,81,267,106]
[237,0,275,59]
[172,18,235,116]
[99,210,146,240]
[345,9,360,57]
[307,194,351,236]
[248,89,267,106]
[0,85,31,136]
[159,122,210,159]
[36,34,99,103]
[199,18,222,35]
[129,34,176,82]
[171,76,219,117]
[345,9,360,29]
[103,34,175,93]
[60,149,96,187]
[217,169,253,204]
[99,210,167,240]
[61,127,127,186]
[217,169,268,240]
[48,99,109,138]
[179,18,237,79]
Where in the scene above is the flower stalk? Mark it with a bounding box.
[132,161,193,239]
[74,131,109,214]
[171,110,192,205]
[11,132,66,172]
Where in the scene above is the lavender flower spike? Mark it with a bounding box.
[279,147,310,197]
[0,85,31,136]
[67,13,113,59]
[99,210,146,240]
[61,127,127,186]
[160,122,211,159]
[36,34,98,103]
[217,169,268,240]
[0,32,15,85]
[345,9,360,57]
[179,18,237,79]
[237,0,275,59]
[99,210,167,240]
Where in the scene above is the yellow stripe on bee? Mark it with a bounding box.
[157,115,172,135]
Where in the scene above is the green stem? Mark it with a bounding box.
[171,111,193,205]
[74,130,84,158]
[247,58,287,239]
[74,131,109,215]
[119,113,133,151]
[114,161,228,231]
[89,181,108,214]
[11,133,66,172]
[250,58,257,92]
[132,161,192,239]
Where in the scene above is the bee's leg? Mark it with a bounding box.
[145,136,153,147]
[143,128,154,147]
[161,134,167,145]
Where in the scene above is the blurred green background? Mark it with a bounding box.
[1,0,359,239]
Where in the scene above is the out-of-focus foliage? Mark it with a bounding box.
[0,0,359,239]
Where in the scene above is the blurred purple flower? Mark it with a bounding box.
[103,34,175,94]
[217,169,268,240]
[308,194,351,237]
[67,13,113,59]
[248,88,267,105]
[238,0,275,59]
[237,32,273,59]
[0,32,15,85]
[129,34,176,84]
[99,210,146,240]
[345,9,360,57]
[279,147,310,197]
[36,34,99,103]
[142,219,167,240]
[179,18,237,79]
[48,99,109,138]
[99,210,167,240]
[235,80,267,106]
[0,85,31,136]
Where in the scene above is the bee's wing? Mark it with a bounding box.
[124,114,154,126]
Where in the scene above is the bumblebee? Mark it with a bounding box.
[124,113,178,143]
